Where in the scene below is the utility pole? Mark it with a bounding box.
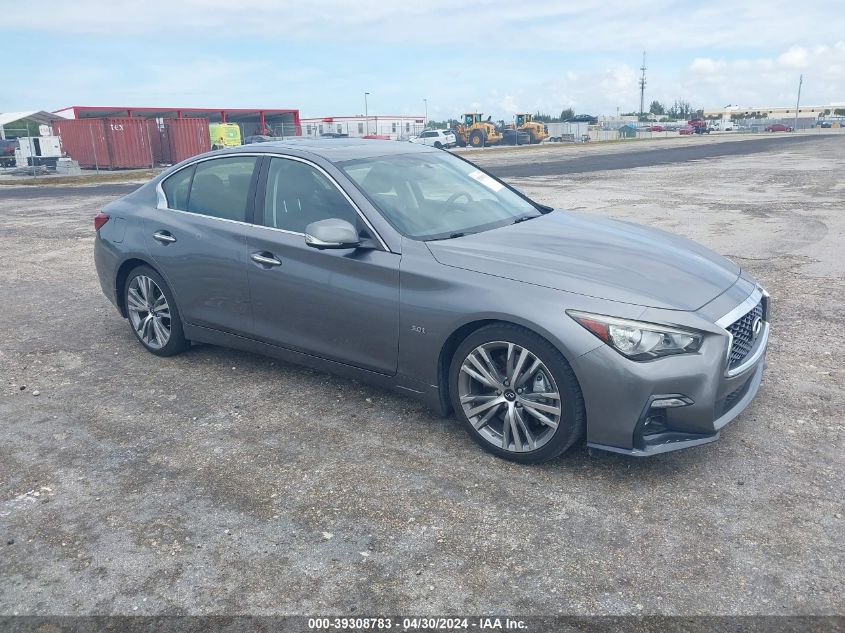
[424,98,428,129]
[794,74,803,132]
[364,92,370,135]
[639,51,647,116]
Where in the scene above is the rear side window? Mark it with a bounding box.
[187,157,258,222]
[161,165,194,211]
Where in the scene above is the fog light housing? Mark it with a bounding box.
[642,410,668,436]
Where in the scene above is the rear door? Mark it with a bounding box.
[145,155,260,335]
[245,155,400,374]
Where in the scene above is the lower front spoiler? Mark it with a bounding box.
[588,431,720,457]
[587,360,765,457]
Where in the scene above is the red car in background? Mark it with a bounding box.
[678,126,695,135]
[645,125,665,132]
[765,123,793,132]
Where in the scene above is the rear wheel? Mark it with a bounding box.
[434,141,442,149]
[124,265,188,357]
[450,324,585,463]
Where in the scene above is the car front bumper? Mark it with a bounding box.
[571,291,770,457]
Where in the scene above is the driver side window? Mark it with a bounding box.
[262,158,359,233]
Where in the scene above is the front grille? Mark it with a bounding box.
[726,302,764,369]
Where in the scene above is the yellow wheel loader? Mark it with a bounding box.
[453,113,503,148]
[514,113,548,144]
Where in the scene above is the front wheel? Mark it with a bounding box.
[124,265,188,357]
[449,324,585,463]
[468,129,486,147]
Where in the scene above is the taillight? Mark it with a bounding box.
[93,213,110,231]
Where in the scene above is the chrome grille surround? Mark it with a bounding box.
[726,301,764,369]
[716,286,770,377]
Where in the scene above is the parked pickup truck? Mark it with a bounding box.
[687,120,711,134]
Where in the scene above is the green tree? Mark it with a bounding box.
[560,108,575,121]
[834,108,845,116]
[648,100,665,115]
[666,99,695,119]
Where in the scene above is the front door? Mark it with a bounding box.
[246,156,400,375]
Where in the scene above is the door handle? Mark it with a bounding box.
[153,231,176,244]
[250,252,282,267]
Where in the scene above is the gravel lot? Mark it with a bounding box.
[1,137,843,616]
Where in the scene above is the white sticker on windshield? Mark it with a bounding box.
[468,169,504,192]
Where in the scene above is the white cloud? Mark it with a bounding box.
[4,1,845,117]
[679,42,845,108]
[689,58,727,74]
[6,0,845,52]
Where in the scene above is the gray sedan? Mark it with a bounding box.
[94,139,769,463]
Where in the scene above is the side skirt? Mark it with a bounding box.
[182,323,446,414]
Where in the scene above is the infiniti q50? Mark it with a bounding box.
[94,139,769,462]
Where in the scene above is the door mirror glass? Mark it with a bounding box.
[305,218,360,249]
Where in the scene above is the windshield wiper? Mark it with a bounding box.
[427,232,469,241]
[512,213,540,225]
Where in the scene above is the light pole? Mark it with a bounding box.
[424,98,428,129]
[364,92,370,135]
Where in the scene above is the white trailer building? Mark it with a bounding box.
[300,115,426,141]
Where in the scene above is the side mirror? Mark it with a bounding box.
[304,218,360,249]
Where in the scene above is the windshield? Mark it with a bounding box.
[339,152,540,240]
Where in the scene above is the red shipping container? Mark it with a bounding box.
[52,117,155,169]
[53,116,211,168]
[51,118,109,169]
[104,117,155,168]
[146,119,169,165]
[164,118,211,163]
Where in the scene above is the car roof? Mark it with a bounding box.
[213,137,438,163]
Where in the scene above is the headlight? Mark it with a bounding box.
[567,310,703,360]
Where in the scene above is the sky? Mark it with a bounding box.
[4,0,845,120]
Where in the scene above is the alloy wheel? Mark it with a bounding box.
[127,275,171,350]
[458,341,562,453]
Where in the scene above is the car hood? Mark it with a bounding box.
[426,211,740,311]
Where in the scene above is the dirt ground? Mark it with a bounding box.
[0,137,842,616]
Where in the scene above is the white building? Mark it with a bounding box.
[300,115,425,141]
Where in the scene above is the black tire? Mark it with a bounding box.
[449,323,585,464]
[434,141,442,149]
[124,265,189,357]
[468,129,486,147]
